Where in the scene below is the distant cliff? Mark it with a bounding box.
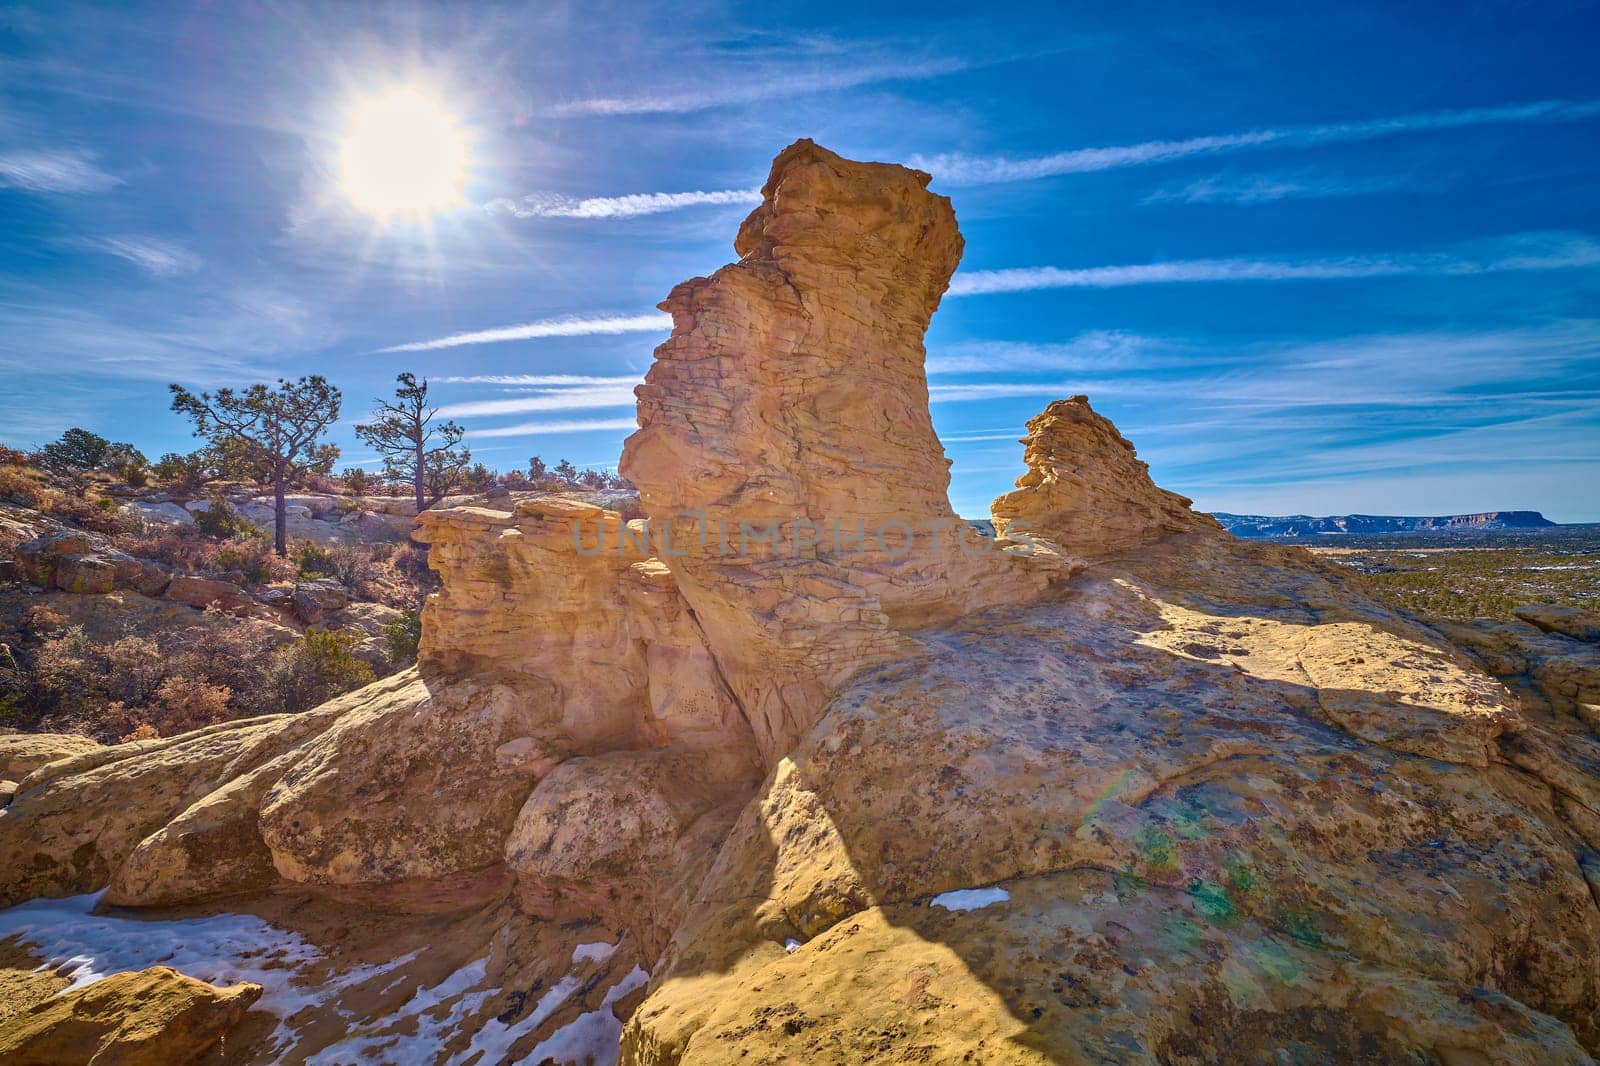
[1214,510,1557,537]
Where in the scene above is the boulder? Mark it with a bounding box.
[51,554,116,595]
[339,509,409,541]
[0,732,101,780]
[124,500,195,527]
[289,578,349,623]
[14,530,102,585]
[1514,604,1600,644]
[0,705,348,906]
[0,966,260,1065]
[506,750,745,961]
[104,551,172,597]
[163,574,248,611]
[257,672,567,888]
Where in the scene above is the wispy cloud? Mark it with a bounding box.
[379,313,671,353]
[927,332,1190,374]
[435,374,640,386]
[941,432,1026,443]
[434,384,637,419]
[940,321,1600,520]
[552,54,976,116]
[469,417,639,439]
[929,382,1112,403]
[486,188,761,220]
[914,97,1600,186]
[89,236,202,277]
[948,231,1600,296]
[0,149,119,194]
[1142,171,1412,206]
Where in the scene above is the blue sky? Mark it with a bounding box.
[2,1,1598,520]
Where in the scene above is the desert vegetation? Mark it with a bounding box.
[1305,529,1600,622]
[0,398,635,742]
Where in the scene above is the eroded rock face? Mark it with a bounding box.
[506,750,745,963]
[0,966,260,1065]
[620,139,1059,766]
[623,536,1598,1064]
[415,498,761,782]
[993,394,1223,556]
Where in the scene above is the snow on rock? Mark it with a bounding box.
[572,940,618,965]
[0,890,415,1055]
[929,887,1010,912]
[308,955,585,1066]
[524,965,649,1066]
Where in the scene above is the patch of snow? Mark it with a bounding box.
[572,940,618,965]
[450,968,582,1066]
[929,887,1010,912]
[307,954,588,1066]
[0,892,433,1057]
[784,938,802,953]
[523,965,649,1066]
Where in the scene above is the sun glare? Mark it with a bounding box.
[338,87,470,219]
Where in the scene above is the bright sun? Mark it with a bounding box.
[338,87,470,219]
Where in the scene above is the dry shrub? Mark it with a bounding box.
[391,543,431,582]
[0,525,25,564]
[142,676,233,736]
[0,464,42,501]
[43,492,135,535]
[28,605,69,633]
[114,527,292,587]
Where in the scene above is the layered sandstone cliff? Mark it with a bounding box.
[1,141,1598,1065]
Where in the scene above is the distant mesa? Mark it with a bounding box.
[1214,510,1558,538]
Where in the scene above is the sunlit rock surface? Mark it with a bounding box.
[621,139,1062,765]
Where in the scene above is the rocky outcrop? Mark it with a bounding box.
[507,750,744,961]
[624,537,1594,1064]
[0,967,260,1064]
[415,498,761,783]
[620,139,1061,765]
[1514,604,1600,645]
[993,395,1223,556]
[0,732,101,782]
[12,530,171,599]
[0,701,354,907]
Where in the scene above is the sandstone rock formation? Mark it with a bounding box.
[993,394,1223,555]
[623,538,1600,1064]
[0,966,259,1064]
[0,732,101,783]
[620,139,1062,765]
[2,140,1598,1064]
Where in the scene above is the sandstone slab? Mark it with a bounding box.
[0,966,260,1065]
